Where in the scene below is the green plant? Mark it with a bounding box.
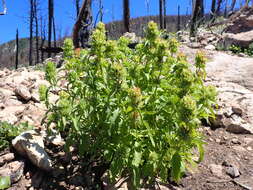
[229,43,253,57]
[0,176,11,190]
[0,122,33,151]
[41,22,216,188]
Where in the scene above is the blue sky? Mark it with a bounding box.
[0,0,241,44]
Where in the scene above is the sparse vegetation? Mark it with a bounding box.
[40,22,216,188]
[229,43,253,56]
[0,122,33,151]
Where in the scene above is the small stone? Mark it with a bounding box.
[226,166,240,178]
[209,164,223,177]
[232,105,243,115]
[0,153,15,166]
[231,138,240,144]
[247,146,253,151]
[215,138,221,143]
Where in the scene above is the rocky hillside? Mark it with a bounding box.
[0,7,253,190]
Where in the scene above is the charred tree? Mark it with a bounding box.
[177,5,181,32]
[230,0,236,12]
[99,0,103,22]
[15,29,19,70]
[159,0,164,29]
[75,0,80,18]
[48,0,54,57]
[210,0,216,21]
[216,0,223,16]
[34,0,39,65]
[123,0,130,32]
[73,0,92,49]
[190,0,202,37]
[29,0,34,66]
[40,16,46,63]
[53,16,56,48]
[0,0,7,15]
[163,0,166,29]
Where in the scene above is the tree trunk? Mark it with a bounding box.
[190,0,201,37]
[75,0,80,18]
[159,0,164,29]
[230,0,236,12]
[72,0,92,49]
[40,17,46,63]
[53,16,56,48]
[163,0,166,29]
[0,0,7,15]
[48,0,54,57]
[99,0,103,22]
[210,0,216,21]
[34,0,39,65]
[29,0,34,66]
[216,0,223,16]
[177,5,180,32]
[123,0,130,32]
[15,29,19,70]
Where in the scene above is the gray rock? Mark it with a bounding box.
[226,166,240,178]
[226,115,253,134]
[0,153,15,166]
[14,85,31,101]
[12,130,53,171]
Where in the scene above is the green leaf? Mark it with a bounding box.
[197,142,205,163]
[171,152,182,183]
[0,176,11,190]
[132,150,142,167]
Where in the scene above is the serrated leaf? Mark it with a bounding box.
[0,176,11,190]
[171,152,182,183]
[197,142,204,163]
[132,150,142,167]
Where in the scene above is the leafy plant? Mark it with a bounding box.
[0,176,11,190]
[229,43,253,57]
[0,122,33,151]
[41,22,216,188]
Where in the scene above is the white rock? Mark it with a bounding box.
[205,44,216,50]
[12,130,53,171]
[209,164,223,177]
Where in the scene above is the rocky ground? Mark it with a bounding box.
[0,45,252,190]
[1,7,253,189]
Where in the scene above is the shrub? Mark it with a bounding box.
[0,122,33,151]
[40,22,216,188]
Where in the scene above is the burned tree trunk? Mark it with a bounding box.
[159,0,164,29]
[48,0,54,57]
[73,0,92,49]
[123,0,130,32]
[190,0,202,37]
[29,0,34,66]
[0,0,7,15]
[15,29,19,70]
[34,0,39,65]
[230,0,236,12]
[210,0,216,21]
[163,0,166,29]
[75,0,80,18]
